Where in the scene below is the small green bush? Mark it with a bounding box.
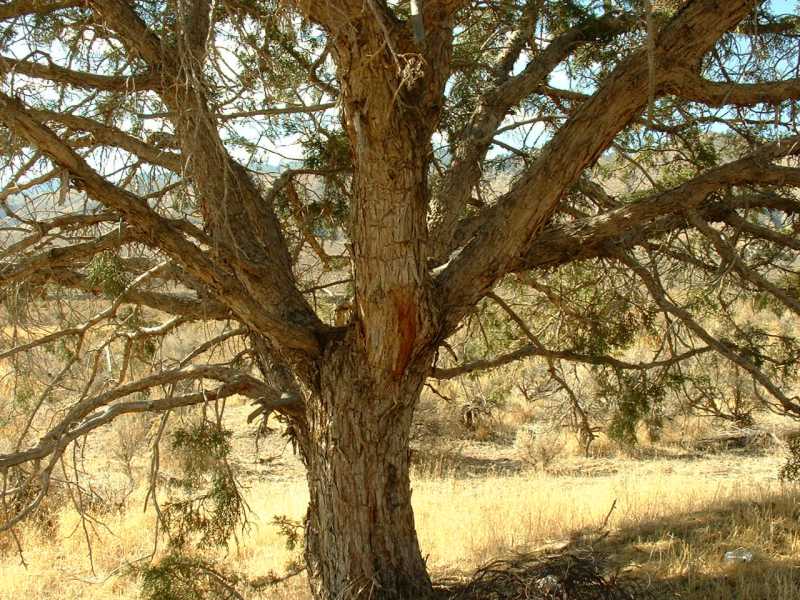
[779,436,800,482]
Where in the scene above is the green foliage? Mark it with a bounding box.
[138,542,304,600]
[753,291,785,316]
[86,251,129,298]
[54,338,76,362]
[535,263,657,358]
[302,130,350,173]
[137,514,307,598]
[139,553,243,600]
[162,421,247,549]
[0,282,36,325]
[171,420,233,480]
[163,472,245,548]
[296,130,351,234]
[117,307,160,361]
[780,272,800,310]
[135,337,159,362]
[13,380,36,410]
[4,466,68,534]
[270,515,306,582]
[272,514,304,551]
[604,373,666,447]
[460,300,520,363]
[730,325,771,369]
[779,436,800,483]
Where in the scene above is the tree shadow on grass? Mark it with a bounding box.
[594,489,800,599]
[436,487,800,599]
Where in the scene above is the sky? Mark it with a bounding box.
[3,1,798,178]
[772,0,797,13]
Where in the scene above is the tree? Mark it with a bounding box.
[0,0,799,598]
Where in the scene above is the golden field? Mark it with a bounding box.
[1,420,799,600]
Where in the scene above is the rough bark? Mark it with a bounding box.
[299,339,434,600]
[328,4,451,376]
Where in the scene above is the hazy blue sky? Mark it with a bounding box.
[771,0,796,12]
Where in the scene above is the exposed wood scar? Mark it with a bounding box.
[392,291,417,379]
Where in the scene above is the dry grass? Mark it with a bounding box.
[1,447,798,599]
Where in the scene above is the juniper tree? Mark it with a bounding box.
[1,0,799,598]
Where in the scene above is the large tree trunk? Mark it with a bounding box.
[298,341,434,600]
[285,13,450,598]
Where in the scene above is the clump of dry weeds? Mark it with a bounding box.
[513,426,564,470]
[439,548,659,600]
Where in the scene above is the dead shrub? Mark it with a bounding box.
[111,411,154,481]
[461,398,499,434]
[410,444,465,479]
[514,426,564,470]
[0,470,71,553]
[412,392,449,444]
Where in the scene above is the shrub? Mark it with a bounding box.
[779,435,800,482]
[139,553,244,600]
[514,426,564,469]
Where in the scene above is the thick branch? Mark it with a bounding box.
[29,267,234,320]
[437,0,777,330]
[219,102,337,121]
[281,0,362,32]
[667,68,800,106]
[31,108,182,171]
[88,0,165,64]
[0,0,81,20]
[512,138,800,271]
[0,91,323,354]
[0,56,159,92]
[429,12,637,255]
[722,212,800,252]
[0,368,266,471]
[85,0,325,360]
[617,250,800,415]
[0,226,137,286]
[431,343,711,380]
[687,212,800,316]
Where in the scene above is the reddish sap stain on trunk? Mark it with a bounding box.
[392,291,417,379]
